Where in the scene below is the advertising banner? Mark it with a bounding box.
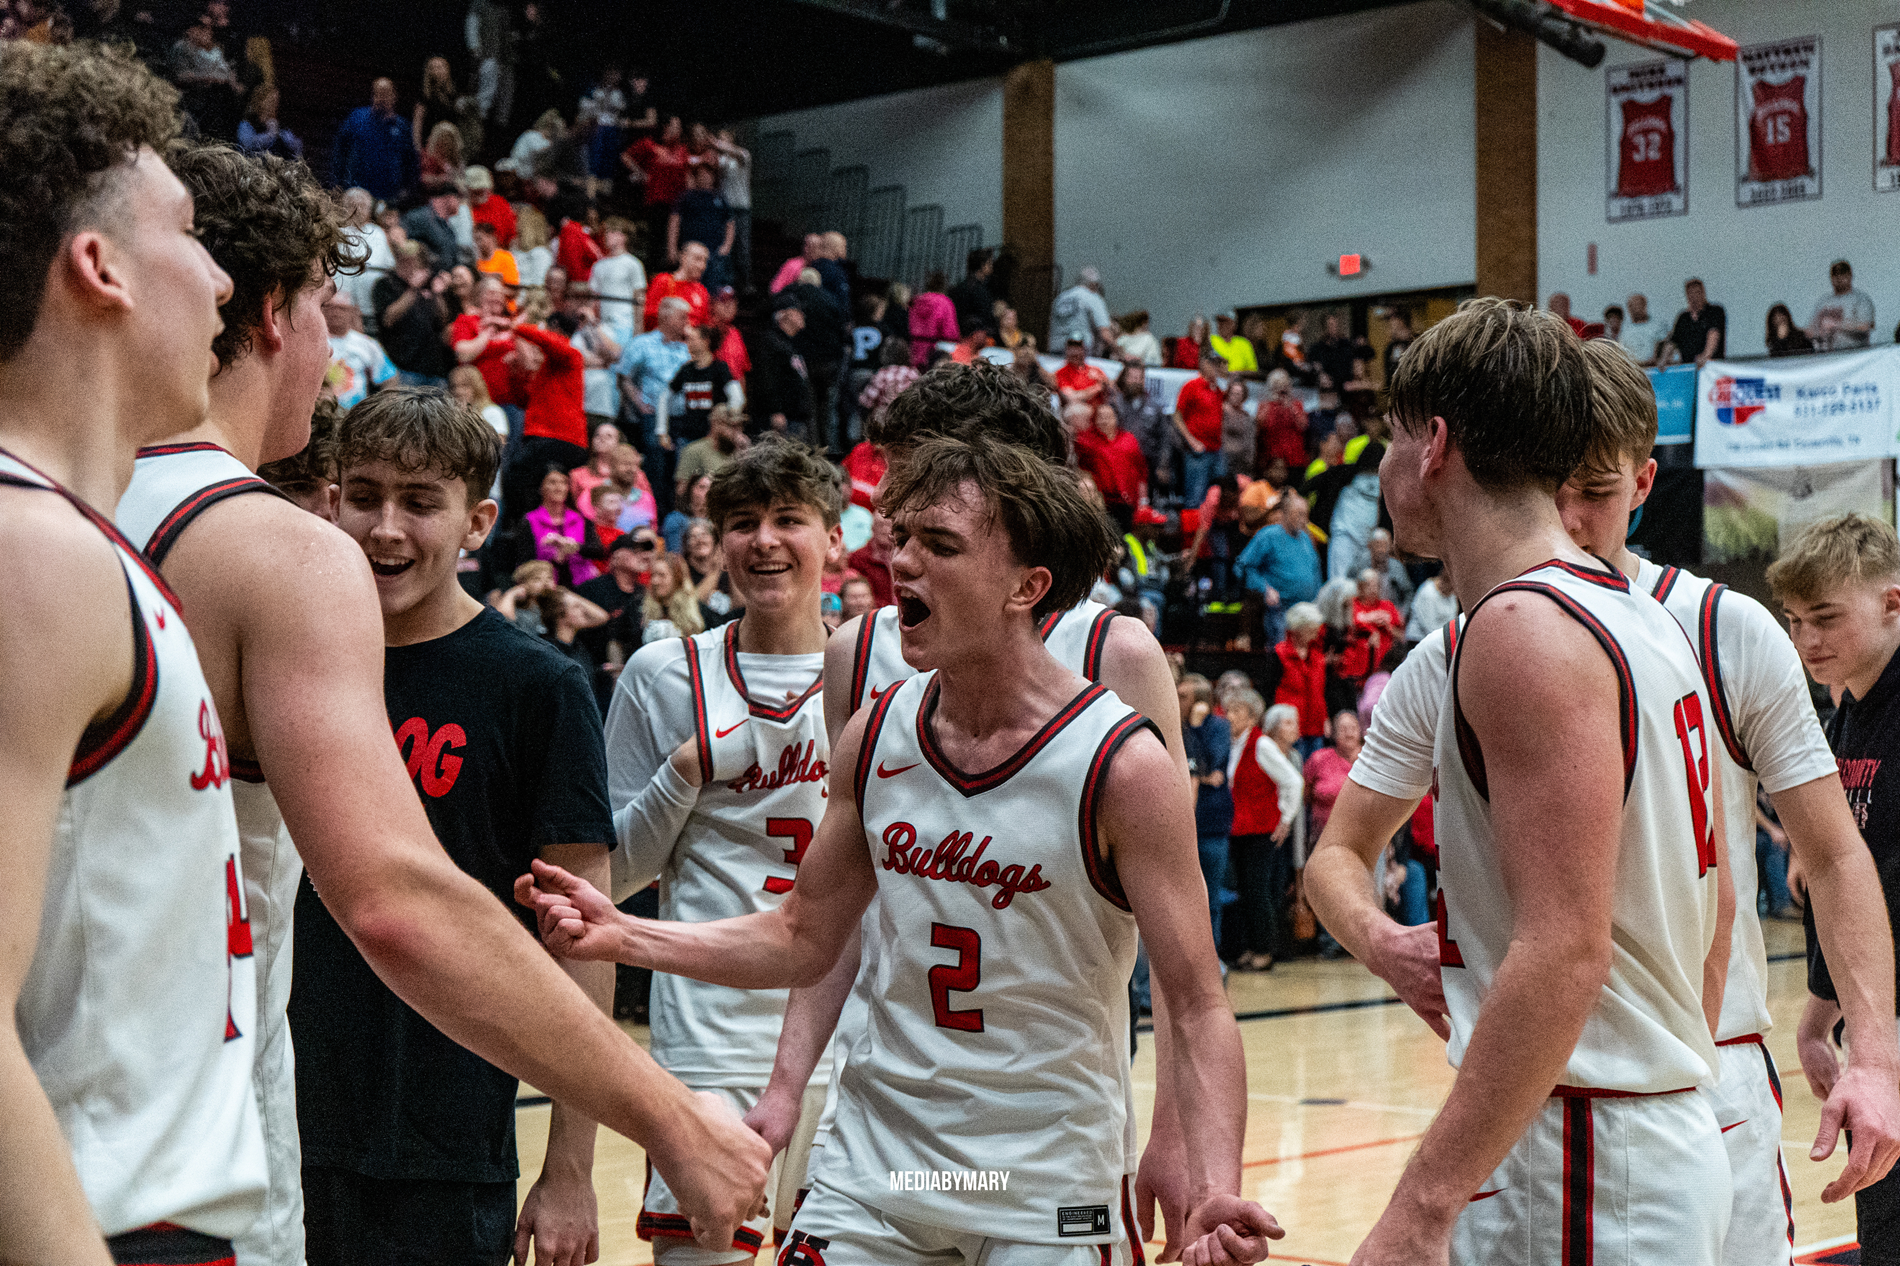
[1736,36,1823,207]
[1693,349,1896,469]
[1704,461,1893,564]
[1876,25,1900,191]
[1649,364,1696,445]
[1608,59,1689,222]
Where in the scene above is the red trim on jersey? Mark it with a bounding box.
[1121,1174,1146,1266]
[1098,1246,1111,1266]
[1697,584,1753,772]
[1082,608,1117,681]
[636,1210,764,1251]
[1716,1032,1765,1048]
[136,442,232,458]
[0,454,184,607]
[69,573,160,786]
[1561,1097,1594,1266]
[1077,713,1159,912]
[1530,556,1631,593]
[848,610,879,712]
[1038,610,1063,639]
[1650,564,1682,606]
[1758,1042,1785,1112]
[1445,621,1488,802]
[682,636,715,784]
[720,619,824,722]
[143,475,287,569]
[1486,581,1639,799]
[916,677,1108,797]
[1443,614,1459,659]
[853,682,904,811]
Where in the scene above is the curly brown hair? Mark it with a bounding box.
[705,434,844,536]
[0,40,181,362]
[167,140,363,369]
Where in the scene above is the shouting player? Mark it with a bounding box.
[603,436,843,1263]
[113,142,767,1262]
[0,43,264,1266]
[523,435,1279,1266]
[1309,336,1900,1264]
[1334,299,1734,1266]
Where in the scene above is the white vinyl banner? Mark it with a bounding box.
[1694,349,1897,469]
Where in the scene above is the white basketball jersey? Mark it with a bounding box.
[650,622,832,1086]
[2,449,266,1239]
[1436,558,1720,1094]
[822,672,1148,1243]
[844,598,1118,714]
[117,442,303,1262]
[1642,561,1770,1043]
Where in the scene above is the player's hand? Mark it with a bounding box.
[1135,1116,1189,1261]
[512,1165,600,1266]
[1813,1060,1900,1201]
[1181,1196,1283,1266]
[515,859,625,961]
[650,1091,773,1254]
[1369,921,1450,1040]
[740,1082,803,1158]
[1797,995,1844,1102]
[669,735,706,788]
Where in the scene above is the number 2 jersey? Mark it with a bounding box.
[824,671,1150,1243]
[605,620,831,1085]
[1435,559,1720,1093]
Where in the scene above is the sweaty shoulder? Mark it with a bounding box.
[168,491,379,611]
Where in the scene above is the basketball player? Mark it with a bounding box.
[604,437,843,1263]
[113,142,767,1261]
[0,42,264,1265]
[1332,299,1732,1265]
[747,362,1201,1255]
[522,435,1280,1266]
[1308,337,1900,1264]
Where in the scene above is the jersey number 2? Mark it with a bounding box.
[928,923,984,1032]
[1672,693,1717,876]
[761,817,813,895]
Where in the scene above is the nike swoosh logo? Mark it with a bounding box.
[869,684,893,701]
[876,761,918,779]
[1721,1120,1747,1134]
[714,721,745,738]
[1469,1189,1504,1203]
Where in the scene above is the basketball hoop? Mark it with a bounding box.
[1544,0,1737,62]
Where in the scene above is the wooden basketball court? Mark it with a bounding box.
[514,916,1852,1265]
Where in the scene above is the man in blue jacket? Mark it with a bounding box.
[331,78,416,203]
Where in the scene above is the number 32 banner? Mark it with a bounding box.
[1737,36,1822,207]
[1607,59,1688,222]
[1694,349,1897,469]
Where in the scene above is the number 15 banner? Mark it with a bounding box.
[1607,59,1688,222]
[1737,36,1822,207]
[1694,349,1898,469]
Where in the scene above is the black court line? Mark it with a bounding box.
[517,951,1813,1104]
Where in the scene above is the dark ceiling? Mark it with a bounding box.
[265,0,1414,123]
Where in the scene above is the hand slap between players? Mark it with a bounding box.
[515,858,626,961]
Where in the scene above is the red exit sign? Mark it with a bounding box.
[1335,253,1364,277]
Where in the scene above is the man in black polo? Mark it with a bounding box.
[1668,277,1726,368]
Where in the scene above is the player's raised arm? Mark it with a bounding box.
[523,704,879,988]
[1358,596,1623,1263]
[1101,725,1284,1264]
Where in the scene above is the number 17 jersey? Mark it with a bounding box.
[1435,559,1720,1094]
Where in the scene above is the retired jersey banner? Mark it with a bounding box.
[1608,60,1689,221]
[1876,26,1900,191]
[1736,37,1822,207]
[1694,349,1896,469]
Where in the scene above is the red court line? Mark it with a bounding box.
[1242,1132,1424,1170]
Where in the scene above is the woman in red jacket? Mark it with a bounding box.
[1227,693,1306,971]
[1272,601,1328,760]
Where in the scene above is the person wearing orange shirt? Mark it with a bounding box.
[473,221,519,290]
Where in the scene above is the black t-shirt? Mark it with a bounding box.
[1807,647,1900,1011]
[1670,304,1726,363]
[371,273,452,378]
[667,357,736,444]
[288,606,614,1182]
[575,572,643,665]
[674,188,731,254]
[1311,334,1372,390]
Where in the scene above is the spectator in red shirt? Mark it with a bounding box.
[707,285,750,381]
[553,208,602,283]
[643,241,710,332]
[450,276,525,408]
[847,511,896,607]
[1339,568,1402,683]
[464,166,516,248]
[1173,352,1227,503]
[840,439,886,510]
[1272,600,1328,757]
[1072,402,1147,535]
[1255,368,1309,472]
[624,115,688,268]
[1170,314,1209,370]
[500,312,590,522]
[1053,337,1107,410]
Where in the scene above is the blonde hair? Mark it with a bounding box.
[426,120,462,168]
[514,205,551,252]
[1179,672,1212,705]
[512,559,555,586]
[1576,337,1657,480]
[1766,513,1900,605]
[516,286,552,325]
[448,364,493,409]
[643,554,705,635]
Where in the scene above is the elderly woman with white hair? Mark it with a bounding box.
[1272,600,1329,760]
[1227,693,1306,970]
